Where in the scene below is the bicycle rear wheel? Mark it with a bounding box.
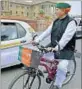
[62,58,76,85]
[8,69,41,89]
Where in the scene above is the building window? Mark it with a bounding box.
[41,5,45,9]
[16,11,18,14]
[21,6,24,9]
[1,1,4,10]
[10,3,12,7]
[34,12,35,16]
[21,12,23,15]
[10,10,12,15]
[1,13,3,15]
[27,7,29,9]
[27,12,28,16]
[49,4,51,8]
[16,5,20,8]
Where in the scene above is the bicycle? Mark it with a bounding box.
[8,42,76,89]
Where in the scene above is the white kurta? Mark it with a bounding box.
[34,20,76,51]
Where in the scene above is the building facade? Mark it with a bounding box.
[0,0,56,19]
[0,0,10,16]
[0,1,1,15]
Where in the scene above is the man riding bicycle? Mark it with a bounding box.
[33,2,76,89]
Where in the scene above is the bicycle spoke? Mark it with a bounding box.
[23,75,24,89]
[24,75,30,88]
[29,76,36,89]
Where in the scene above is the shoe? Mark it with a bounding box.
[50,85,60,89]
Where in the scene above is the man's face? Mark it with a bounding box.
[55,8,65,18]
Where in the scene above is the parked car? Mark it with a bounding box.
[76,19,82,39]
[0,19,35,68]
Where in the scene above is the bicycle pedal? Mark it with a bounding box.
[46,78,52,84]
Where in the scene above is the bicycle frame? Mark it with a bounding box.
[40,57,59,81]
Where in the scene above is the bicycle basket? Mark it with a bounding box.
[18,46,42,68]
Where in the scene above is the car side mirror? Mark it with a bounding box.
[33,34,38,40]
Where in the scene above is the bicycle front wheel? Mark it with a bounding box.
[8,70,41,89]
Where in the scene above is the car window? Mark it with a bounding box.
[79,20,82,26]
[16,23,26,38]
[1,23,18,41]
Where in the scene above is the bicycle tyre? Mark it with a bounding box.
[8,70,41,89]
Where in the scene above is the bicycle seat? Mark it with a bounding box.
[41,57,58,63]
[42,52,54,59]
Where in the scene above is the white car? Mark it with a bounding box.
[0,19,35,68]
[76,19,82,39]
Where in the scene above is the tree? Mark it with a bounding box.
[39,9,45,17]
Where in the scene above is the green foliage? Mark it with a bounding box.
[39,9,45,14]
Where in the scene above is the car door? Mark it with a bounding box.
[0,21,32,68]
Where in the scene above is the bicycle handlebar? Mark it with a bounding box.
[32,34,60,54]
[34,41,60,55]
[33,43,49,53]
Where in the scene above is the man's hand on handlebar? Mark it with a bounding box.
[31,34,39,46]
[31,41,57,53]
[44,47,56,52]
[31,34,57,52]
